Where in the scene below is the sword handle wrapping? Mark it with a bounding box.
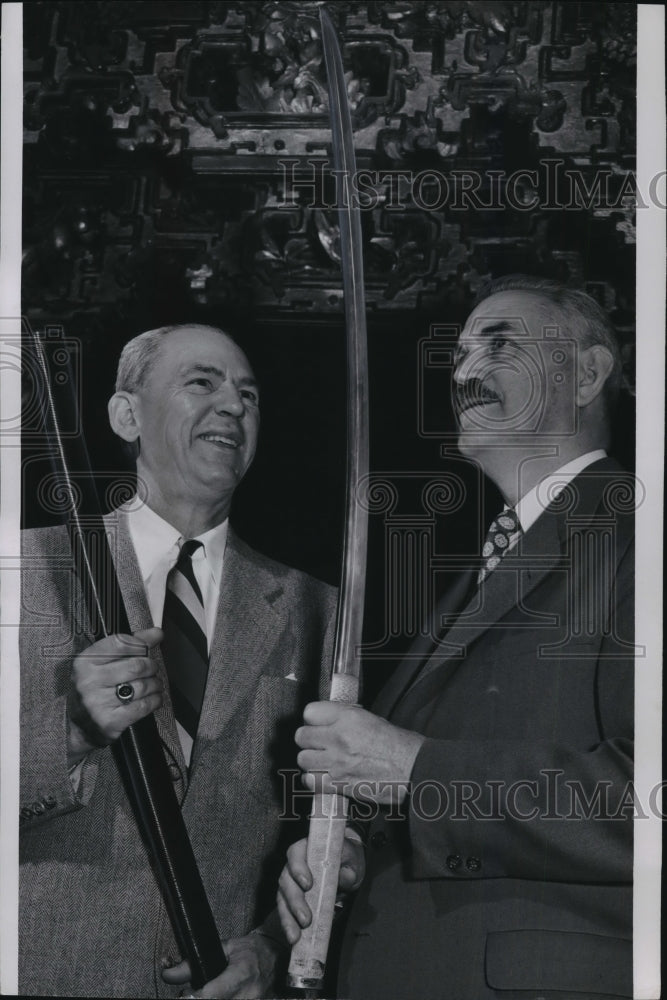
[286,792,349,991]
[287,672,359,992]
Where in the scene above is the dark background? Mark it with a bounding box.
[22,1,637,689]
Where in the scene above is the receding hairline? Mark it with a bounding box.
[114,323,249,393]
[473,276,613,336]
[135,323,241,351]
[471,287,588,337]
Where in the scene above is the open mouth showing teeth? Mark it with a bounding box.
[199,433,240,448]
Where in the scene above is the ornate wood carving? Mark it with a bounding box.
[22,0,636,372]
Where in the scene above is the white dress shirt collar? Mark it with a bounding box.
[514,449,607,535]
[123,499,228,642]
[124,499,228,583]
[189,519,228,588]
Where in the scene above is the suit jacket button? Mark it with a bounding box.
[20,807,34,820]
[31,801,46,815]
[466,856,481,872]
[446,854,462,871]
[167,762,181,781]
[370,831,388,849]
[43,795,57,809]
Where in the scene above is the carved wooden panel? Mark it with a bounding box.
[23,1,636,350]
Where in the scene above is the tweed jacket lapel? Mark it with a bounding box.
[103,510,186,772]
[393,458,623,697]
[103,515,287,775]
[191,527,284,763]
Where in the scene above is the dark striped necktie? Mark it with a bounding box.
[478,508,521,584]
[162,539,209,739]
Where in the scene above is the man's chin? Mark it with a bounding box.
[456,427,508,461]
[199,467,244,492]
[198,446,249,476]
[456,408,500,441]
[456,430,483,458]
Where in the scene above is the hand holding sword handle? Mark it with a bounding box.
[287,674,358,991]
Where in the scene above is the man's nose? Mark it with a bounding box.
[213,383,244,416]
[453,344,477,384]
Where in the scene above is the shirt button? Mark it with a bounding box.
[466,856,482,872]
[370,831,388,849]
[446,854,462,871]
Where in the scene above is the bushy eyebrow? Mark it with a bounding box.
[478,320,517,336]
[182,363,258,388]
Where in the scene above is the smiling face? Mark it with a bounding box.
[114,327,259,523]
[453,290,580,472]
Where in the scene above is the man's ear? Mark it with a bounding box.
[108,392,140,442]
[576,344,614,406]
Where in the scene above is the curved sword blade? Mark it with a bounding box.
[287,8,370,992]
[320,6,369,683]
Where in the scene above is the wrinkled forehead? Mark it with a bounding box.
[149,327,255,382]
[460,290,555,342]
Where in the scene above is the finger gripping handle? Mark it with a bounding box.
[287,793,349,990]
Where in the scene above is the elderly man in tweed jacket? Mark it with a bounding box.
[20,324,336,997]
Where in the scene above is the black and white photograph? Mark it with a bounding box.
[0,2,664,998]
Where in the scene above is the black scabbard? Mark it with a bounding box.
[30,327,227,989]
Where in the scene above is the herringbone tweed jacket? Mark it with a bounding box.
[20,513,336,997]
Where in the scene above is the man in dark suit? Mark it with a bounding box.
[278,277,635,999]
[20,324,336,997]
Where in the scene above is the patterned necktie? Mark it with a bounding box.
[162,539,209,739]
[478,508,522,584]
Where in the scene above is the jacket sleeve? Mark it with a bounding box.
[20,697,101,825]
[20,528,102,828]
[406,538,635,885]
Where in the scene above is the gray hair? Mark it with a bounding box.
[474,275,624,404]
[115,323,237,393]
